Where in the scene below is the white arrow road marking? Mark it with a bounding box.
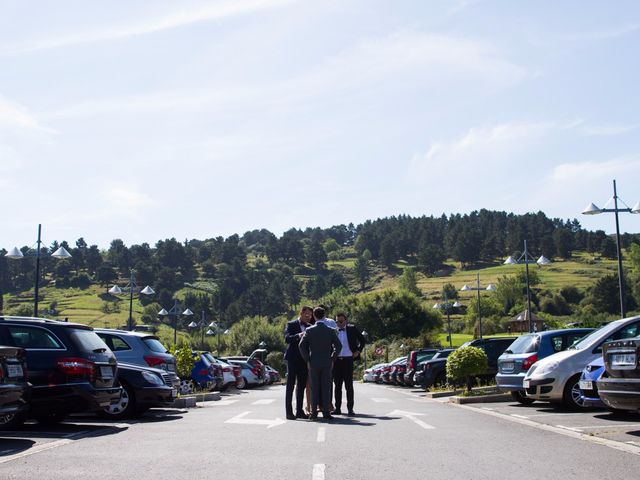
[317,426,326,442]
[252,399,276,405]
[372,397,392,403]
[211,400,238,406]
[312,464,325,480]
[387,410,435,430]
[225,411,287,429]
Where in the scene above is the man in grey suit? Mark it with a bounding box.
[299,306,342,421]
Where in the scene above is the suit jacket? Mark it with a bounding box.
[299,322,341,368]
[344,324,366,356]
[284,319,306,363]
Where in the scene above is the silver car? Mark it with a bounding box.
[523,316,640,408]
[95,329,179,388]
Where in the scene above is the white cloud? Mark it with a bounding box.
[0,94,48,131]
[104,185,154,210]
[0,0,296,56]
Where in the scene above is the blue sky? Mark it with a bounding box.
[1,0,639,250]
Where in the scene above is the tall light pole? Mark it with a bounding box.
[109,270,155,331]
[460,273,496,339]
[582,179,640,318]
[158,300,193,346]
[503,240,551,333]
[433,294,462,348]
[188,311,208,349]
[5,224,72,317]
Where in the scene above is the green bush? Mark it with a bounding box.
[174,347,197,379]
[446,346,488,392]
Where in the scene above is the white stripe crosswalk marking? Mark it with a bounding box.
[312,464,325,480]
[252,399,275,405]
[372,398,393,403]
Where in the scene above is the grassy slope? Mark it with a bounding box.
[1,251,625,342]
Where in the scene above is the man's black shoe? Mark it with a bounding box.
[347,410,356,417]
[296,411,309,419]
[308,413,318,421]
[286,413,296,420]
[331,409,342,415]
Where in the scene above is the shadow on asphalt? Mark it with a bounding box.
[0,438,35,456]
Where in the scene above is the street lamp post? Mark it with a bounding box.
[108,270,155,331]
[158,300,193,346]
[460,273,496,339]
[582,179,640,318]
[433,295,462,348]
[5,224,72,317]
[503,240,551,333]
[188,311,208,349]
[362,330,368,370]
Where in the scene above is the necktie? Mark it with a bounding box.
[338,328,345,331]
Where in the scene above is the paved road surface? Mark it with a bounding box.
[1,382,640,479]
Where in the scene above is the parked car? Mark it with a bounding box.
[0,316,121,424]
[372,363,387,383]
[496,328,593,404]
[0,345,30,427]
[523,316,640,408]
[390,359,407,385]
[404,348,438,386]
[223,350,268,389]
[363,363,386,382]
[188,352,223,392]
[264,365,281,384]
[417,349,456,390]
[95,328,177,375]
[201,353,237,391]
[579,357,605,409]
[381,357,406,384]
[597,336,640,412]
[100,362,178,419]
[460,337,515,377]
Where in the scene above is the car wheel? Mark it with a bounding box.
[0,413,25,428]
[35,412,67,425]
[236,377,248,389]
[179,379,195,394]
[563,374,585,409]
[101,382,136,419]
[510,390,535,405]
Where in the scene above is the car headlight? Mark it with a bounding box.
[141,371,164,386]
[535,361,560,376]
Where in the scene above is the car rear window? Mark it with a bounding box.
[504,334,538,354]
[68,329,111,352]
[7,326,64,349]
[142,337,169,353]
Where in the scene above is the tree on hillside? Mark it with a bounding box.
[305,238,327,270]
[588,274,636,315]
[379,235,397,268]
[398,267,421,296]
[354,256,370,291]
[417,243,444,275]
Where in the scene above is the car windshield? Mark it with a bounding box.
[143,337,169,353]
[504,334,538,354]
[69,329,111,353]
[569,319,625,350]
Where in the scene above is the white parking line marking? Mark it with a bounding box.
[317,426,326,442]
[387,410,435,430]
[574,424,640,430]
[511,414,529,419]
[556,425,583,432]
[211,400,239,406]
[372,398,392,403]
[312,464,325,480]
[0,438,74,464]
[525,412,587,417]
[252,399,275,405]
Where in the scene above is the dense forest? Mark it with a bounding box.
[2,209,640,353]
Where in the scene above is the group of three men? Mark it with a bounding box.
[284,305,366,421]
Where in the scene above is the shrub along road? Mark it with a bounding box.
[1,382,639,479]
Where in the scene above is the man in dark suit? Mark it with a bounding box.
[299,306,342,421]
[332,312,366,416]
[284,306,313,420]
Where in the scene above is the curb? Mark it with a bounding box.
[172,391,221,408]
[424,390,462,398]
[449,393,512,404]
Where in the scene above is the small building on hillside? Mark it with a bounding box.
[507,310,545,333]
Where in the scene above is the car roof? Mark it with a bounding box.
[0,315,92,330]
[94,327,157,338]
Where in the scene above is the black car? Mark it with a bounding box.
[597,336,640,412]
[417,349,456,390]
[405,348,438,386]
[0,316,121,424]
[460,337,515,376]
[0,345,30,427]
[100,362,178,419]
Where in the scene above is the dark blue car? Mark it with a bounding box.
[579,357,605,408]
[190,352,222,391]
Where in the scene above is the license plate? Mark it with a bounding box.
[611,353,636,369]
[579,380,593,390]
[523,379,530,388]
[100,366,114,378]
[171,388,178,397]
[501,362,515,371]
[6,364,23,378]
